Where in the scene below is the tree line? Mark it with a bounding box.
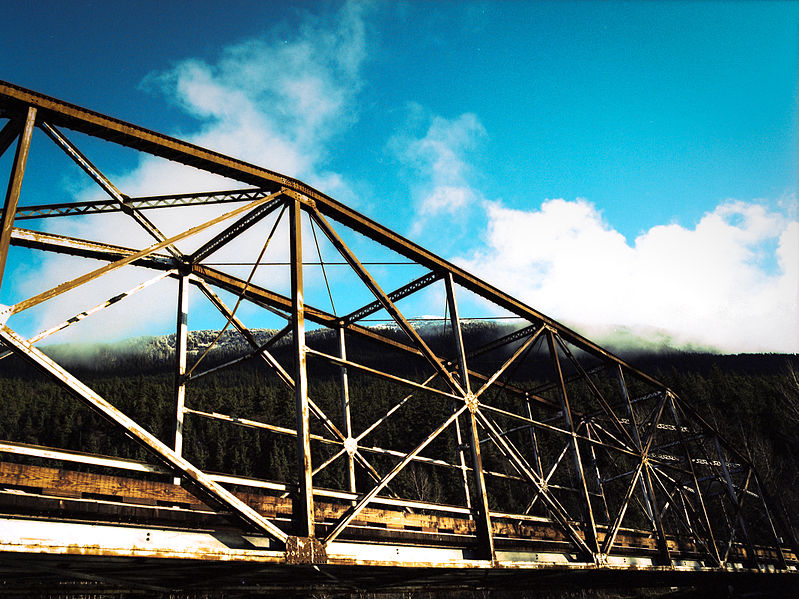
[0,324,796,531]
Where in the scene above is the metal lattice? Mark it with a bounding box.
[0,81,795,589]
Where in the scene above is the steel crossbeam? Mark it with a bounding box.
[14,188,271,220]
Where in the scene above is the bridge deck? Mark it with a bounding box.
[1,460,794,593]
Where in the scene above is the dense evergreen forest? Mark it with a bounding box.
[0,323,797,533]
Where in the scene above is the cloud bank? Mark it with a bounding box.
[457,197,798,353]
[398,110,798,353]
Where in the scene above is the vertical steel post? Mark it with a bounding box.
[641,462,672,565]
[547,330,599,558]
[444,273,470,394]
[751,471,787,569]
[586,421,610,522]
[617,366,658,528]
[173,273,189,484]
[466,410,495,560]
[338,326,356,496]
[445,273,493,559]
[715,437,756,566]
[444,274,472,512]
[0,107,35,289]
[524,393,543,478]
[452,409,472,512]
[668,395,721,565]
[290,197,314,538]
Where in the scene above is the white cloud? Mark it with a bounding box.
[391,111,486,232]
[11,1,370,343]
[457,197,799,353]
[140,0,368,193]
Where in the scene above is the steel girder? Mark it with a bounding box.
[0,80,794,573]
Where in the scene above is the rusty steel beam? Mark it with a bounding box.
[189,194,285,263]
[0,106,35,287]
[7,192,283,316]
[342,270,441,325]
[39,122,183,260]
[308,204,464,396]
[173,274,189,472]
[546,330,599,556]
[10,227,174,269]
[183,407,338,446]
[338,327,357,495]
[444,274,474,513]
[0,440,168,474]
[0,269,176,362]
[14,188,270,220]
[0,324,289,543]
[465,323,538,360]
[444,273,494,560]
[289,197,315,538]
[473,327,543,400]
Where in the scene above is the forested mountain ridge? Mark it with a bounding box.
[36,324,799,378]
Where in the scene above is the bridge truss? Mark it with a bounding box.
[0,81,796,595]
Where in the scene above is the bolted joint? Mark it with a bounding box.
[177,259,193,276]
[343,436,358,456]
[285,535,327,564]
[286,189,316,210]
[464,392,479,413]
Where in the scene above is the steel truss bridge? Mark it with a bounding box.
[0,81,795,596]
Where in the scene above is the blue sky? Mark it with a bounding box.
[1,1,797,353]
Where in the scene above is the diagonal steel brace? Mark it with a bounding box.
[0,324,288,544]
